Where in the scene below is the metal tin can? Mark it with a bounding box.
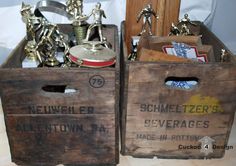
[69,41,116,68]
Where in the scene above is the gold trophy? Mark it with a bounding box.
[136,4,159,36]
[66,0,88,45]
[20,2,45,62]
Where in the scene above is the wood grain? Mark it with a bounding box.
[123,63,236,158]
[138,48,192,62]
[125,0,180,53]
[0,25,120,166]
[121,21,236,159]
[162,0,181,36]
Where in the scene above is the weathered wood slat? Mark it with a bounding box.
[7,115,116,165]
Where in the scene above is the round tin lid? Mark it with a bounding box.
[69,41,116,68]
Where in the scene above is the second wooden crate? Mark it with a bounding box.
[120,21,236,159]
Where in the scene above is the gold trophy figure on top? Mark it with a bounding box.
[66,0,88,44]
[137,4,159,36]
[169,23,181,36]
[36,23,69,67]
[66,0,83,20]
[177,14,197,36]
[84,2,106,42]
[21,2,46,62]
[20,2,45,42]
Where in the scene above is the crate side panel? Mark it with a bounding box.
[0,69,115,115]
[0,69,118,165]
[6,115,116,165]
[123,63,236,159]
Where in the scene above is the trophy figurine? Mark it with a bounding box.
[178,14,197,27]
[220,49,229,62]
[24,41,43,63]
[128,43,138,61]
[21,2,45,61]
[37,24,59,67]
[137,4,159,36]
[169,23,180,36]
[21,2,45,42]
[84,2,106,42]
[36,23,69,67]
[66,0,88,45]
[177,14,197,36]
[180,24,191,36]
[66,0,83,19]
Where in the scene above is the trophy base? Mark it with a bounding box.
[44,57,60,67]
[24,41,38,61]
[73,21,88,45]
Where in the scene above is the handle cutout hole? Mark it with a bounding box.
[165,77,199,90]
[42,85,78,94]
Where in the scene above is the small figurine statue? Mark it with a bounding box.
[128,43,138,61]
[24,41,43,63]
[180,24,192,36]
[137,4,159,36]
[177,14,196,36]
[169,23,180,36]
[84,2,106,41]
[56,34,70,55]
[20,2,45,42]
[36,23,69,67]
[21,2,47,62]
[36,24,59,67]
[66,0,83,20]
[221,49,229,62]
[66,0,88,44]
[178,14,197,27]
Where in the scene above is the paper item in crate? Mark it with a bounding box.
[162,42,207,63]
[22,58,39,68]
[64,88,77,94]
[56,52,65,63]
[172,42,194,58]
[165,42,198,60]
[166,80,198,90]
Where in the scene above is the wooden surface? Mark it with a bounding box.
[139,48,192,62]
[0,69,117,166]
[122,62,236,159]
[0,25,120,166]
[0,98,236,166]
[121,22,236,159]
[157,0,181,36]
[125,0,180,53]
[138,36,215,62]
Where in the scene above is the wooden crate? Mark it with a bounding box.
[0,24,119,166]
[121,21,236,159]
